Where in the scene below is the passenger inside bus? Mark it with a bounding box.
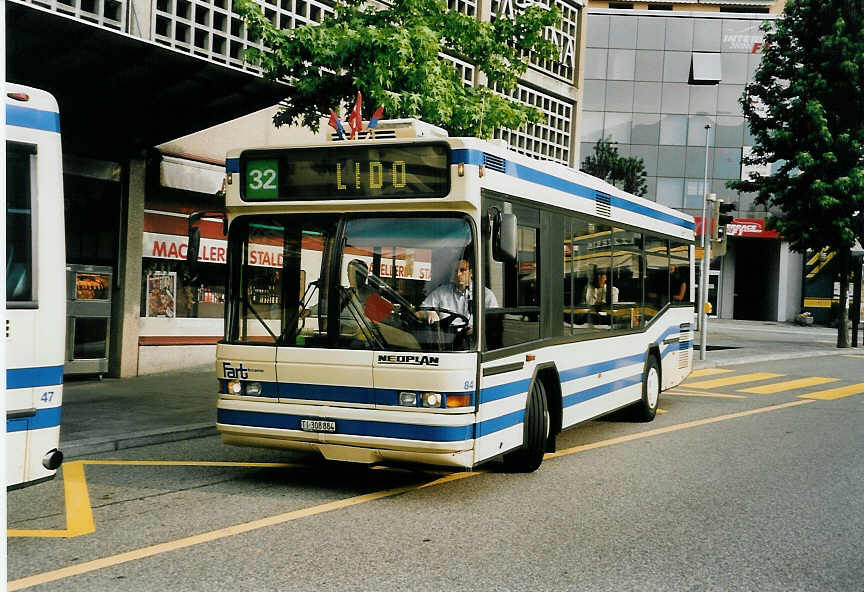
[671,264,688,302]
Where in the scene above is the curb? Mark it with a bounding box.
[693,348,855,369]
[61,423,218,459]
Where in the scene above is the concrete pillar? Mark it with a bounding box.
[109,158,145,377]
[777,242,803,322]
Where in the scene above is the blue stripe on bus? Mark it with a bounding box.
[6,407,62,433]
[479,379,532,404]
[280,382,374,403]
[476,409,524,437]
[451,149,694,231]
[217,409,473,442]
[226,158,240,173]
[558,353,646,383]
[563,375,643,408]
[6,104,61,133]
[7,365,64,389]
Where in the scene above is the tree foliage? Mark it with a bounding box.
[728,0,864,254]
[728,0,864,346]
[581,137,648,197]
[235,0,561,137]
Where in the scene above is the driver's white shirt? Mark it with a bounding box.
[421,282,499,326]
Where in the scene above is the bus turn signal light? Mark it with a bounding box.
[446,394,471,408]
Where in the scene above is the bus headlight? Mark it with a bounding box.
[245,382,262,396]
[399,391,418,406]
[227,380,243,395]
[421,392,442,408]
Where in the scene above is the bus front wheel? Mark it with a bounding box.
[631,355,660,422]
[503,379,548,473]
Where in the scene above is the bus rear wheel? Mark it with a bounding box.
[631,354,660,422]
[503,379,548,473]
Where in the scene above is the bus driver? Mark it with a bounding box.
[418,256,498,330]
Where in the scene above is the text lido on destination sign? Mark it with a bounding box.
[336,160,408,191]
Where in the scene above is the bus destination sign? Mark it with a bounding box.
[241,143,450,201]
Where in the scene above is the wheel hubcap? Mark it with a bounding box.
[646,367,660,409]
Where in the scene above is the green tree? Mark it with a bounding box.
[727,0,864,347]
[581,137,648,197]
[235,0,561,137]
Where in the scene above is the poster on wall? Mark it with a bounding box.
[146,271,176,318]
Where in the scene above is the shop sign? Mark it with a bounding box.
[143,232,283,268]
[694,217,779,239]
[725,218,779,238]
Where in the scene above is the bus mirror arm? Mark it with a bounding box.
[186,210,227,282]
[491,209,517,264]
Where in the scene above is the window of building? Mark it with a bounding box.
[690,53,722,85]
[721,6,770,13]
[609,2,634,9]
[648,4,673,9]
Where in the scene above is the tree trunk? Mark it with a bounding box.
[837,247,850,348]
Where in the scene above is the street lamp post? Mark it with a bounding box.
[699,123,712,361]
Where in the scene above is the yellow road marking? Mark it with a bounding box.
[842,354,864,358]
[8,461,94,538]
[547,400,813,460]
[665,390,747,399]
[7,461,301,539]
[9,399,814,591]
[799,382,864,400]
[738,376,839,394]
[684,372,784,389]
[689,368,734,378]
[657,408,667,414]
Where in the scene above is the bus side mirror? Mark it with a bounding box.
[186,210,227,282]
[493,212,517,264]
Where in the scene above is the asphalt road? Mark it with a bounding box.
[8,354,864,591]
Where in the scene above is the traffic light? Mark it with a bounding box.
[712,200,735,240]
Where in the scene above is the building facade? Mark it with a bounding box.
[9,0,588,375]
[580,0,804,322]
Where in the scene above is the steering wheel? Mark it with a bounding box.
[416,306,470,330]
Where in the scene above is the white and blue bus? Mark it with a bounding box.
[5,84,65,488]
[190,120,693,472]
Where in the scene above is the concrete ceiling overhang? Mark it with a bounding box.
[7,2,288,161]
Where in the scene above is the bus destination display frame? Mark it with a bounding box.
[240,142,451,201]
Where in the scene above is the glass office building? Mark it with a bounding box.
[581,8,803,322]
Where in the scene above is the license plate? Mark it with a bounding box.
[300,419,336,433]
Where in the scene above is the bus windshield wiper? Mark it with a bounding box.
[243,294,279,343]
[281,280,319,344]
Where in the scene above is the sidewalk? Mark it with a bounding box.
[59,320,861,459]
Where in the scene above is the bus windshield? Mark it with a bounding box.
[227,214,478,352]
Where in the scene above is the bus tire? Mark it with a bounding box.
[503,379,548,473]
[632,354,660,422]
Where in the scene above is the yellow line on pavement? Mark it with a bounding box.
[665,390,747,399]
[688,368,734,378]
[9,399,815,590]
[547,400,814,460]
[8,461,94,538]
[738,376,839,394]
[842,354,864,358]
[799,382,864,400]
[7,461,303,539]
[684,372,784,389]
